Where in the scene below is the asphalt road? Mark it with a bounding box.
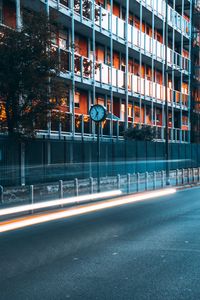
[1,187,200,300]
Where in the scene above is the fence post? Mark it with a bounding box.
[182,169,184,185]
[153,171,156,190]
[192,168,195,183]
[187,168,190,184]
[198,167,200,183]
[161,171,164,188]
[117,174,121,190]
[127,173,130,194]
[145,172,148,191]
[176,169,179,186]
[74,178,79,196]
[59,180,63,199]
[136,173,140,192]
[0,186,3,204]
[89,177,93,194]
[30,185,34,214]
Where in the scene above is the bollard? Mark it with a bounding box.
[30,185,34,214]
[161,171,164,188]
[74,178,79,196]
[145,172,148,191]
[136,173,140,192]
[153,171,156,190]
[0,185,3,204]
[59,180,63,199]
[117,174,121,190]
[176,169,179,186]
[89,177,93,194]
[127,173,130,194]
[182,169,184,185]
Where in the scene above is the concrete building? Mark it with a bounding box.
[0,0,199,143]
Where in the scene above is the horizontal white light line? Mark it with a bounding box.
[0,188,176,233]
[0,190,122,217]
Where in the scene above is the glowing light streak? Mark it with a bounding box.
[0,188,176,233]
[0,190,122,216]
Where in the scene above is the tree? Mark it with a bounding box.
[123,124,156,141]
[0,11,68,138]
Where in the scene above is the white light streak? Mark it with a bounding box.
[0,188,176,233]
[0,190,122,217]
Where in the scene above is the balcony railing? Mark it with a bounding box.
[46,112,190,143]
[49,0,190,73]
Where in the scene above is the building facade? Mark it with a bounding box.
[0,0,199,143]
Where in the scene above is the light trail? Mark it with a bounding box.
[0,188,176,233]
[0,190,122,216]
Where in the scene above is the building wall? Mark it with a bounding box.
[0,0,199,144]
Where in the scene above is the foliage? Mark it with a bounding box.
[123,124,156,141]
[0,11,68,138]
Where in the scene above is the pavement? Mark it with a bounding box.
[0,187,200,300]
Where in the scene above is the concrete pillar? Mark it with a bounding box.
[16,0,22,31]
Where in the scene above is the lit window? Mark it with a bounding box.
[74,92,80,108]
[128,105,133,117]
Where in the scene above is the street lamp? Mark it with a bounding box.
[89,104,107,192]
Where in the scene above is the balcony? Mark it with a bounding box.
[136,0,190,37]
[46,111,190,143]
[46,0,190,73]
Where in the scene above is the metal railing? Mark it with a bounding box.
[0,167,200,206]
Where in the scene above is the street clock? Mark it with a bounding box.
[89,104,107,122]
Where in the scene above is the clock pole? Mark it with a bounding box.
[89,104,107,193]
[97,122,101,193]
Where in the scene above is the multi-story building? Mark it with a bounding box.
[191,0,200,143]
[0,0,199,143]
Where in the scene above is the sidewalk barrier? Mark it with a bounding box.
[182,169,184,185]
[1,167,200,208]
[127,173,130,194]
[145,172,148,191]
[59,180,63,199]
[30,185,34,214]
[187,168,190,184]
[117,174,121,190]
[176,169,179,186]
[0,186,3,204]
[136,173,140,192]
[74,178,79,196]
[89,177,93,194]
[161,171,164,188]
[153,171,156,190]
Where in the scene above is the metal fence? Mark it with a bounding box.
[0,167,200,207]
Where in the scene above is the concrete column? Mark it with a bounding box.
[16,0,22,31]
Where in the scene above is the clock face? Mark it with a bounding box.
[89,105,107,122]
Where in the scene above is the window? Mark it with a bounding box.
[120,104,125,121]
[96,0,104,7]
[74,92,80,108]
[60,0,68,7]
[96,96,104,106]
[128,104,133,118]
[107,100,111,113]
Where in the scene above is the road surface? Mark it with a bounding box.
[0,187,200,300]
